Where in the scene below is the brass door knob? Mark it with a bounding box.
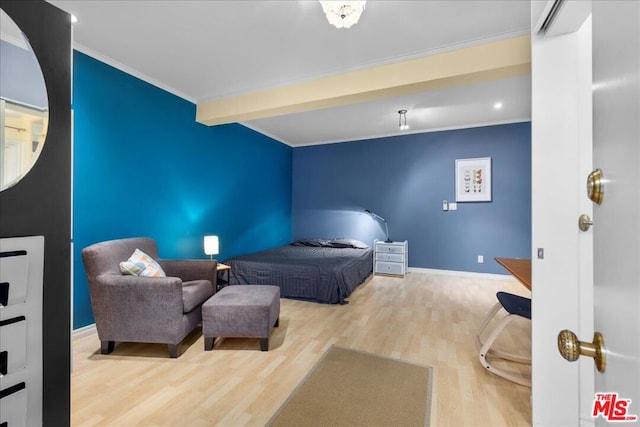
[557,329,606,372]
[587,168,604,204]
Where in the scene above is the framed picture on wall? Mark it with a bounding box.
[455,157,492,202]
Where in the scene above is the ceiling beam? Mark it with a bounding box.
[196,35,531,126]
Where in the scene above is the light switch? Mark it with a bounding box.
[442,200,449,211]
[449,202,457,210]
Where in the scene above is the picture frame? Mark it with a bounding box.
[455,157,492,202]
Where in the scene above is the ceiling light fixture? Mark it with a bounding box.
[494,102,503,110]
[398,109,409,130]
[319,1,366,29]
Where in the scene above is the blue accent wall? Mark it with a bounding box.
[292,123,531,274]
[72,51,292,328]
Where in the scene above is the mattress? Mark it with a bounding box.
[227,243,373,304]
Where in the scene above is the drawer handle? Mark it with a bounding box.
[0,351,6,376]
[0,381,26,399]
[0,282,8,307]
[0,316,26,328]
[0,250,27,258]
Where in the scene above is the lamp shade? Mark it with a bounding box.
[204,235,219,256]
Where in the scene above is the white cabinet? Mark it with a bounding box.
[374,240,408,277]
[0,236,44,427]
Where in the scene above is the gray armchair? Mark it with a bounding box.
[81,237,216,358]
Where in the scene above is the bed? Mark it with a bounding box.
[226,238,373,304]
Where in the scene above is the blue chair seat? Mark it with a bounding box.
[496,291,531,319]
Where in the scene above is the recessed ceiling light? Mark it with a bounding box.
[493,102,503,110]
[71,14,78,23]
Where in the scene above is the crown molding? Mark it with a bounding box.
[278,118,531,148]
[73,42,196,104]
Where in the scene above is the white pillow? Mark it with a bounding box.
[119,248,166,277]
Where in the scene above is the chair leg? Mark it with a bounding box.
[204,337,215,351]
[168,344,179,358]
[260,338,269,351]
[477,311,531,364]
[101,340,115,354]
[479,351,532,387]
[475,302,503,355]
[475,303,531,363]
[478,314,531,387]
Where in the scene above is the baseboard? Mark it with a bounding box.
[73,323,97,339]
[408,267,512,280]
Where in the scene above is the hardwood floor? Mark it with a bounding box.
[71,272,532,426]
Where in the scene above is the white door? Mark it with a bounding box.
[531,2,594,424]
[590,0,640,424]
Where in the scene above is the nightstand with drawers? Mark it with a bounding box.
[373,240,408,277]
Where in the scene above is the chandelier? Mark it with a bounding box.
[319,1,366,29]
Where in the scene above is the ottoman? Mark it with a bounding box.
[202,285,280,351]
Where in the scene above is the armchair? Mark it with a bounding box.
[81,237,217,358]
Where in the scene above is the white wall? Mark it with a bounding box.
[531,2,593,426]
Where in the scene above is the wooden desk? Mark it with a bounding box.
[495,257,531,291]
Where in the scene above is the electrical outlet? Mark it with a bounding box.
[477,255,484,263]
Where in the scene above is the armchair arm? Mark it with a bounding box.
[159,259,218,288]
[89,274,184,343]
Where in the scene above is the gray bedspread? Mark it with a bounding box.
[227,245,373,304]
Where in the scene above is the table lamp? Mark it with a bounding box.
[365,209,392,243]
[204,235,219,260]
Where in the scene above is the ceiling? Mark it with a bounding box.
[47,0,532,146]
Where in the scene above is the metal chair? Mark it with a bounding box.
[475,291,532,387]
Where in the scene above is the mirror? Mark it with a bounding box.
[0,8,49,192]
